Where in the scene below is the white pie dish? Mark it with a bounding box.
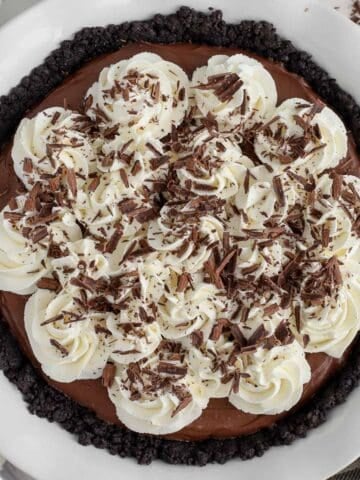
[0,0,360,479]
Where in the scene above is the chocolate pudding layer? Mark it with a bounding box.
[0,43,357,441]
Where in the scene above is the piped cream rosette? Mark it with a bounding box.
[108,346,209,435]
[254,98,348,176]
[147,201,225,273]
[175,130,255,199]
[228,342,311,415]
[0,196,81,295]
[25,288,112,383]
[191,53,277,130]
[291,261,360,358]
[84,52,189,143]
[12,107,97,189]
[303,173,360,262]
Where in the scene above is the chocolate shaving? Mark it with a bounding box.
[48,241,68,259]
[274,320,294,345]
[50,339,68,356]
[216,249,237,276]
[23,157,33,173]
[103,124,120,139]
[197,73,243,103]
[88,176,100,192]
[131,160,142,176]
[102,363,116,388]
[272,176,285,207]
[178,87,186,101]
[171,395,192,417]
[3,211,22,222]
[210,318,229,341]
[118,199,138,214]
[127,207,158,224]
[66,168,77,197]
[232,370,241,394]
[244,169,250,194]
[113,348,141,355]
[70,275,98,293]
[83,94,93,113]
[321,224,330,247]
[204,254,224,289]
[30,226,48,243]
[247,324,267,346]
[240,89,248,115]
[102,153,115,168]
[241,264,259,275]
[150,155,169,171]
[331,173,343,200]
[294,304,301,332]
[190,330,204,347]
[8,197,18,211]
[94,324,112,336]
[230,324,247,348]
[263,303,280,316]
[48,175,61,192]
[37,277,60,291]
[303,334,310,348]
[157,362,187,376]
[151,82,160,103]
[119,168,129,188]
[177,272,190,293]
[138,306,154,324]
[105,228,123,254]
[51,111,61,125]
[23,184,42,210]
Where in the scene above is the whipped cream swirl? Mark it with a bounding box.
[229,341,311,414]
[137,255,173,303]
[147,201,224,273]
[12,107,96,190]
[85,53,189,143]
[0,197,81,295]
[188,334,241,398]
[231,292,291,341]
[25,288,111,383]
[176,130,254,199]
[108,346,209,435]
[227,165,299,230]
[293,270,360,358]
[99,137,169,192]
[50,238,110,288]
[158,282,228,340]
[303,174,360,261]
[191,54,277,130]
[254,98,348,176]
[108,298,161,364]
[74,171,152,259]
[232,238,286,280]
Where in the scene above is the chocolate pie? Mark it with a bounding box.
[0,7,359,465]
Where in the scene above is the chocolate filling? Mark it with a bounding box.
[0,7,359,464]
[0,41,356,441]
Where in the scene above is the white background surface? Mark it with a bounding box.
[0,1,359,479]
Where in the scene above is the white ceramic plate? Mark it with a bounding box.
[0,1,359,479]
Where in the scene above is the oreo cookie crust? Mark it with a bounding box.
[0,6,360,465]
